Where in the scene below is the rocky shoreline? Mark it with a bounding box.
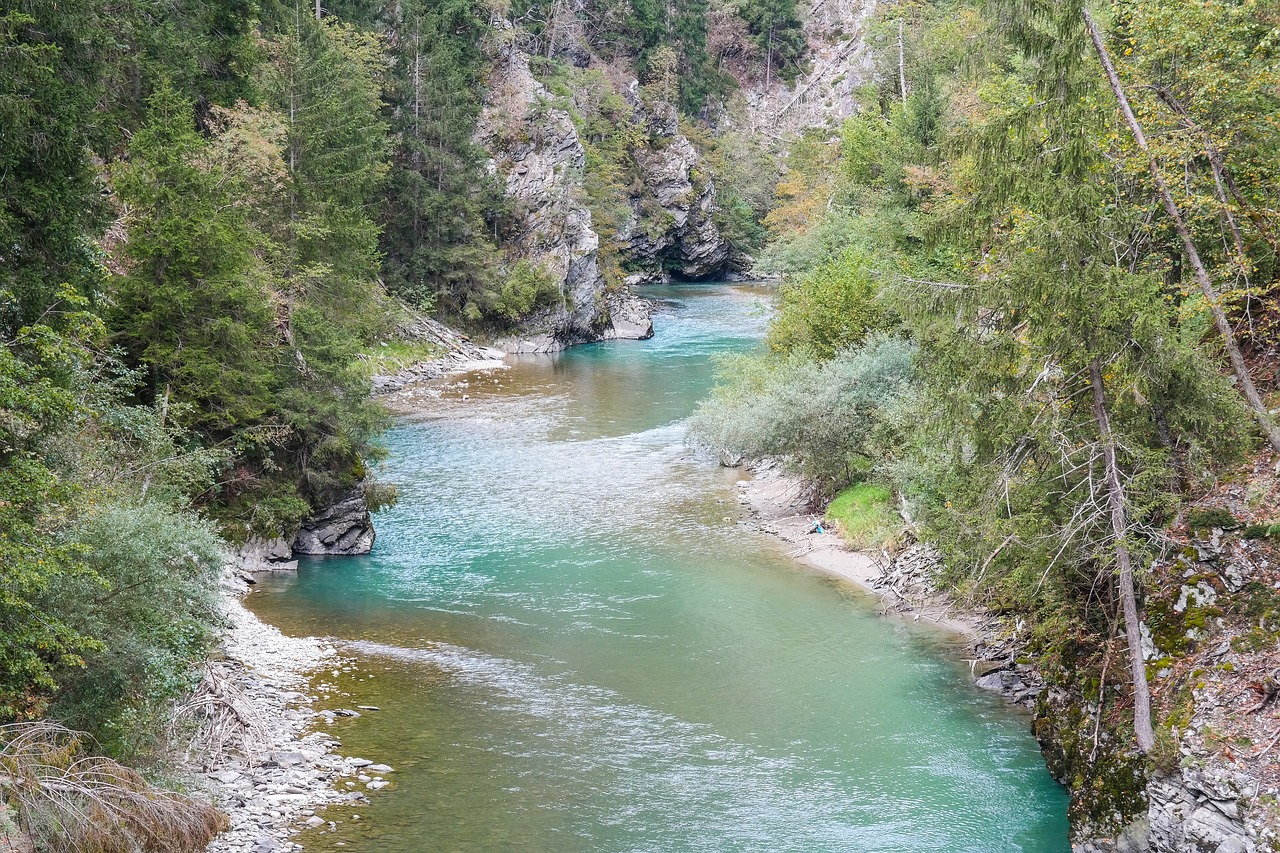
[371,314,509,396]
[189,575,398,853]
[735,460,1277,853]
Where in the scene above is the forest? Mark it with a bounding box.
[3,0,1280,847]
[0,0,794,844]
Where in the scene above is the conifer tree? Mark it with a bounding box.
[378,0,501,313]
[110,82,279,439]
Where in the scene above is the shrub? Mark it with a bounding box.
[493,260,561,322]
[767,249,893,359]
[44,502,225,760]
[689,334,916,495]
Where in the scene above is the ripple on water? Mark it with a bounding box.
[248,284,1069,853]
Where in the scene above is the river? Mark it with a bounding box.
[246,283,1070,852]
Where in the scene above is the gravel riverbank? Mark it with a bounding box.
[192,578,396,853]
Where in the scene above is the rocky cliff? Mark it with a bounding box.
[474,44,620,353]
[722,0,878,139]
[619,97,732,285]
[474,23,733,352]
[1027,482,1280,853]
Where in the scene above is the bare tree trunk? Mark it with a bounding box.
[765,22,774,90]
[1152,87,1280,255]
[140,384,171,500]
[897,19,908,104]
[1083,9,1280,454]
[1089,358,1156,753]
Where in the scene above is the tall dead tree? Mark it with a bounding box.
[1083,9,1280,455]
[897,19,908,104]
[1089,359,1156,753]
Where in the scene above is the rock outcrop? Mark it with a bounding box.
[731,0,877,138]
[227,536,298,575]
[621,99,731,284]
[292,488,376,556]
[1057,510,1280,853]
[476,44,622,351]
[476,27,731,350]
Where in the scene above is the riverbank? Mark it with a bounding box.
[737,458,1280,853]
[188,575,399,853]
[371,315,508,397]
[735,460,1047,711]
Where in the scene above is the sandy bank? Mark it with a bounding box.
[734,461,1047,712]
[735,461,981,636]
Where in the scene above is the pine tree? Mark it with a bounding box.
[736,0,805,86]
[378,0,501,313]
[110,82,279,439]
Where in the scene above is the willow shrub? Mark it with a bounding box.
[688,334,916,496]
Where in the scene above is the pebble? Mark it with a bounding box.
[191,593,392,852]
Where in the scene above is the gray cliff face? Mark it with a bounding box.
[227,536,297,575]
[1072,768,1260,853]
[224,488,375,581]
[475,46,617,351]
[476,32,731,351]
[620,99,731,284]
[1064,523,1278,853]
[292,487,376,556]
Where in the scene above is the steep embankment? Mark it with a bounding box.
[733,0,878,136]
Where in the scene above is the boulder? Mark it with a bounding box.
[228,536,298,574]
[599,293,654,343]
[293,488,375,556]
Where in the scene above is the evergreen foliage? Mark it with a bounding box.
[698,0,1280,788]
[110,83,279,439]
[378,0,502,313]
[0,298,103,723]
[734,0,806,85]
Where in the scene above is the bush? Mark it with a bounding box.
[1187,507,1239,531]
[493,260,561,322]
[767,249,893,359]
[689,334,916,495]
[43,502,226,760]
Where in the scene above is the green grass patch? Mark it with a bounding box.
[357,338,447,380]
[824,483,898,550]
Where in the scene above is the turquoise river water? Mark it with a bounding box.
[247,284,1071,852]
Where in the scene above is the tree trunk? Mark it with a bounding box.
[1083,9,1280,455]
[897,18,907,104]
[1152,86,1280,255]
[1089,358,1156,753]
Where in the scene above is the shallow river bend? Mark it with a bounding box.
[248,283,1070,852]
